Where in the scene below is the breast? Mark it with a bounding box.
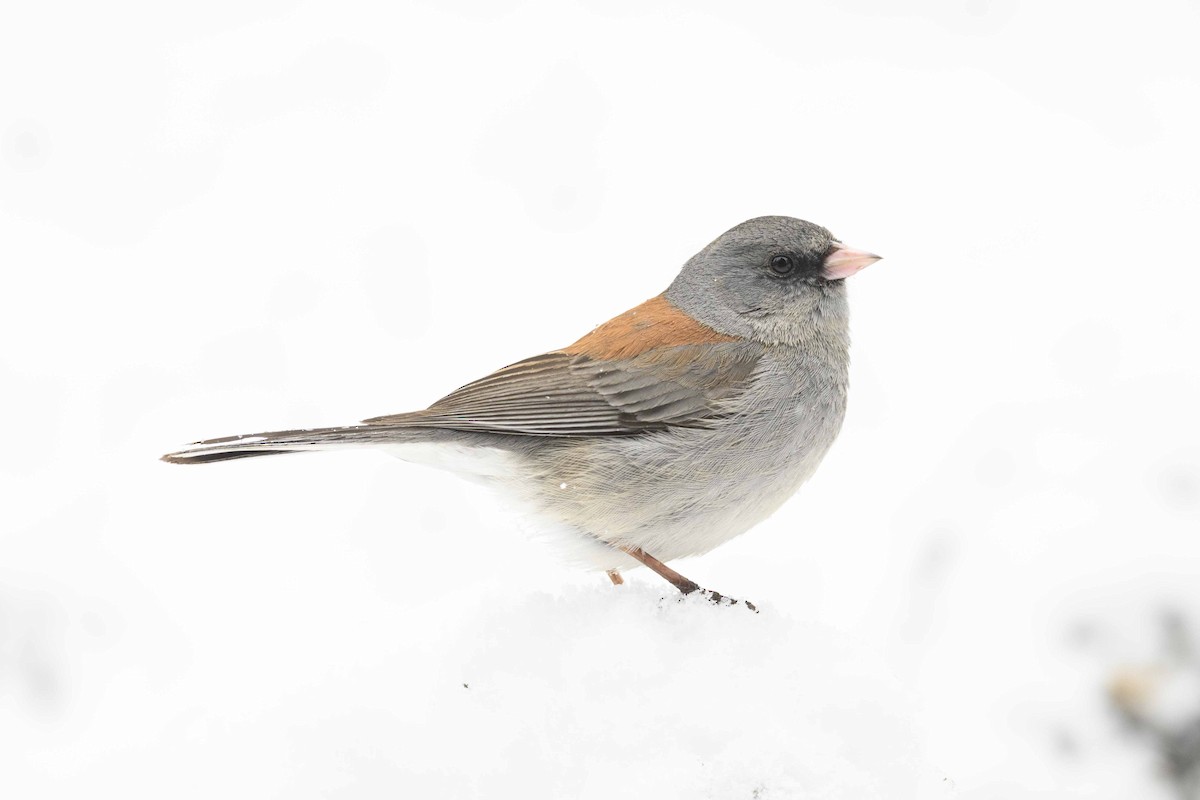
[521,344,851,563]
[702,345,849,506]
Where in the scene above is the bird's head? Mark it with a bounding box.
[667,216,881,346]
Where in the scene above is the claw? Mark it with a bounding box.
[617,545,758,611]
[697,589,758,613]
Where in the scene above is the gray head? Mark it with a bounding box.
[665,216,880,346]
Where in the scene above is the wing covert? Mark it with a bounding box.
[362,342,763,436]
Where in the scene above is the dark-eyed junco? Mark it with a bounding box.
[164,216,880,608]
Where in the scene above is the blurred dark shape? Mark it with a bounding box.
[1064,618,1100,650]
[1108,610,1200,799]
[1166,611,1194,662]
[1052,727,1080,758]
[21,643,60,710]
[898,528,960,644]
[2,120,51,171]
[1167,723,1200,800]
[916,528,959,583]
[0,591,66,716]
[1156,462,1200,511]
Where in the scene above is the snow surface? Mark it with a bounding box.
[4,1,1200,797]
[3,580,953,798]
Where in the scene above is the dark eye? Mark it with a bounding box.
[769,255,795,276]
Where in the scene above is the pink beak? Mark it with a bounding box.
[823,243,882,280]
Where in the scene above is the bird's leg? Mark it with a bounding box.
[620,547,700,593]
[619,546,756,612]
[606,569,624,586]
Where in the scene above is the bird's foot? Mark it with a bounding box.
[618,546,758,612]
[690,587,758,613]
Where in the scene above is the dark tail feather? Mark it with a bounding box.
[163,449,299,464]
[161,425,414,465]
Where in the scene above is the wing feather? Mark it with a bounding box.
[362,342,763,436]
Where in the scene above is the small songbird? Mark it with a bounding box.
[163,216,880,608]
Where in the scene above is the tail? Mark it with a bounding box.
[161,425,421,465]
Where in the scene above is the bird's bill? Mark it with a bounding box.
[823,243,882,280]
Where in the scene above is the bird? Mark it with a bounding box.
[163,216,881,609]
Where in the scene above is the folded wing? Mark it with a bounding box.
[362,342,764,436]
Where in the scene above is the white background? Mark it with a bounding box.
[3,1,1199,797]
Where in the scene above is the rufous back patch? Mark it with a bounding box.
[561,294,739,361]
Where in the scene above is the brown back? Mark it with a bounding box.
[561,294,739,361]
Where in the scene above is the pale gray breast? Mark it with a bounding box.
[520,343,849,555]
[692,345,849,495]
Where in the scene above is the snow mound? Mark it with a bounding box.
[401,584,953,799]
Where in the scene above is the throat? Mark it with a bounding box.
[749,285,850,349]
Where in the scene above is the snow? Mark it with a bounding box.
[3,576,953,798]
[403,587,950,799]
[4,0,1200,797]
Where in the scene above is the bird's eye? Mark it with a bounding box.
[769,255,795,276]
